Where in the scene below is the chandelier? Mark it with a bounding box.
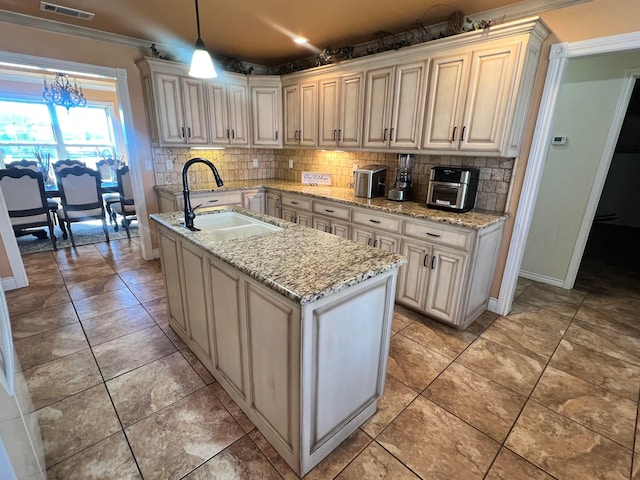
[42,72,87,111]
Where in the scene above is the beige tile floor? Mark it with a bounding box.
[6,237,640,479]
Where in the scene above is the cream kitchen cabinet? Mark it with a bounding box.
[249,76,283,147]
[142,68,209,146]
[362,61,428,150]
[266,191,282,218]
[206,76,250,146]
[283,80,317,146]
[422,39,524,155]
[312,199,351,239]
[351,208,402,253]
[318,72,365,148]
[396,218,503,329]
[242,190,265,214]
[281,193,312,226]
[156,188,263,214]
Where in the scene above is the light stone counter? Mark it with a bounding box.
[154,179,506,230]
[150,207,406,305]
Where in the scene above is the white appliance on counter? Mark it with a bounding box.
[0,282,46,480]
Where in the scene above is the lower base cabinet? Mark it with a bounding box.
[156,225,397,476]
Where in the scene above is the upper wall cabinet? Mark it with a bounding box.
[422,40,521,154]
[138,59,210,146]
[283,80,317,147]
[318,72,365,148]
[207,75,250,146]
[249,76,283,148]
[362,61,428,150]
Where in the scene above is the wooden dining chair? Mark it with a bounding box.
[0,168,57,250]
[55,165,109,247]
[111,166,136,238]
[96,159,120,225]
[53,159,85,173]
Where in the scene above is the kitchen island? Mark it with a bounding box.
[151,208,405,476]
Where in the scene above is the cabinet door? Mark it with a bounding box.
[338,72,364,147]
[299,82,317,146]
[154,72,187,144]
[312,215,331,234]
[281,207,297,224]
[460,42,520,152]
[376,232,401,254]
[296,211,312,227]
[363,66,394,149]
[283,84,299,146]
[390,61,427,150]
[266,192,281,218]
[331,220,350,239]
[251,85,282,147]
[425,247,467,324]
[181,77,209,144]
[351,226,374,246]
[158,230,187,334]
[242,191,265,213]
[207,81,231,145]
[181,242,212,361]
[396,239,431,310]
[422,53,470,150]
[318,78,339,147]
[228,82,250,146]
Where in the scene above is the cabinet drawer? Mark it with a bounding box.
[191,191,243,207]
[352,208,401,233]
[312,201,350,221]
[403,219,472,250]
[281,194,312,211]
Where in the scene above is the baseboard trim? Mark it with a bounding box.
[2,277,21,292]
[151,247,160,259]
[487,297,499,314]
[519,270,565,288]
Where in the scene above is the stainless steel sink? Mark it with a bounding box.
[193,212,282,241]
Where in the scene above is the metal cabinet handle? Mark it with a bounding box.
[461,126,466,142]
[181,126,185,138]
[232,129,235,139]
[207,199,219,203]
[291,201,299,205]
[276,200,281,208]
[333,129,337,141]
[325,226,330,233]
[325,209,334,213]
[389,127,394,142]
[188,127,192,138]
[451,126,457,142]
[338,129,342,141]
[431,255,437,269]
[374,239,378,248]
[369,219,381,224]
[367,238,372,246]
[426,232,441,238]
[423,254,429,267]
[383,128,388,141]
[226,129,230,139]
[275,131,278,140]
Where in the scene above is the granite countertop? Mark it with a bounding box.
[154,180,506,230]
[150,207,406,305]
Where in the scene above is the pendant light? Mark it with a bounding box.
[189,0,217,78]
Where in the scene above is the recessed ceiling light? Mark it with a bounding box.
[293,37,309,45]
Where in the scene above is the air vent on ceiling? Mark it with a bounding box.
[39,2,94,21]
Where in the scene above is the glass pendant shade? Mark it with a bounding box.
[189,38,217,78]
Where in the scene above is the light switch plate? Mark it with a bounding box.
[166,159,173,171]
[252,159,259,168]
[289,159,294,169]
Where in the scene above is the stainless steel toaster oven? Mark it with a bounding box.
[426,167,479,212]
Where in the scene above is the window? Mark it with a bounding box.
[0,99,117,169]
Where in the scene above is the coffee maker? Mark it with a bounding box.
[387,154,415,201]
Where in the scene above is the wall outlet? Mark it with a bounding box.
[289,159,294,169]
[252,158,259,168]
[166,159,173,171]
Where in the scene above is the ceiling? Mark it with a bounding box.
[0,0,557,67]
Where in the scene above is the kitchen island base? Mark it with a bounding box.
[156,222,399,476]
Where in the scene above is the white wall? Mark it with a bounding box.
[521,49,640,283]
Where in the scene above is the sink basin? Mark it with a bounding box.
[193,212,282,241]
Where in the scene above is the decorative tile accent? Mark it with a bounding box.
[506,401,630,480]
[378,396,500,479]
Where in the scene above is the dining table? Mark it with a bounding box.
[44,180,119,198]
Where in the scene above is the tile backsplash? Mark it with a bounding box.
[151,147,514,213]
